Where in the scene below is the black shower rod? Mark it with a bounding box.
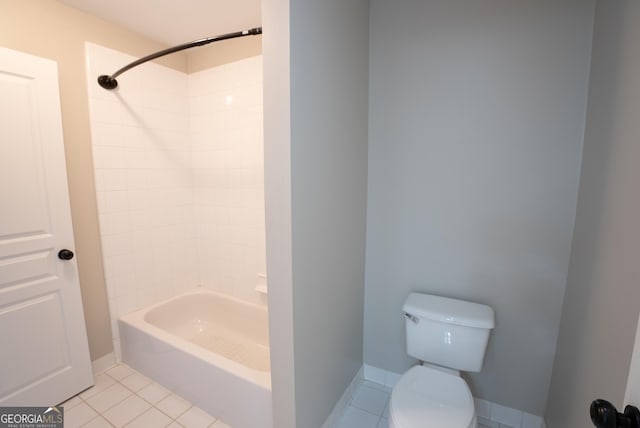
[97,27,262,90]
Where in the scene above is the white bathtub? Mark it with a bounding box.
[119,288,272,428]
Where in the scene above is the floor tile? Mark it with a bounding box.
[137,382,172,404]
[60,395,83,410]
[176,405,215,428]
[64,402,98,428]
[79,373,116,400]
[85,382,132,413]
[59,364,241,428]
[339,406,381,428]
[83,415,115,427]
[106,364,136,381]
[351,385,390,416]
[121,372,152,392]
[103,394,151,427]
[156,393,191,419]
[125,407,173,428]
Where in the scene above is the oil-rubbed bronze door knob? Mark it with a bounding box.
[590,399,640,428]
[58,249,74,260]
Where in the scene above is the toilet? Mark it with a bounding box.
[389,293,495,428]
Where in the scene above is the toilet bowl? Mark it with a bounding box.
[388,366,476,428]
[389,293,494,428]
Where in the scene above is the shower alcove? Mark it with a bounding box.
[85,42,268,427]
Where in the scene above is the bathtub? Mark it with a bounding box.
[119,288,272,428]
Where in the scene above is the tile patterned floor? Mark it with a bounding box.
[61,364,229,428]
[66,364,499,428]
[336,379,498,428]
[337,380,390,428]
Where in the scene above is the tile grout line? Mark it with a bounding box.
[337,379,390,428]
[363,364,545,428]
[347,379,391,423]
[62,363,225,428]
[104,367,194,426]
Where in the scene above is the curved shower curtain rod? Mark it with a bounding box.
[97,27,263,90]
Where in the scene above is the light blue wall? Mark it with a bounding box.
[365,0,594,415]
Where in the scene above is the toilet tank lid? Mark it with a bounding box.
[403,293,495,329]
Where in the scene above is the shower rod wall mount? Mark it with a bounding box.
[98,27,262,90]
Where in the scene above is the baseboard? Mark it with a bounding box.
[91,352,116,375]
[363,364,546,428]
[363,364,401,389]
[322,366,364,428]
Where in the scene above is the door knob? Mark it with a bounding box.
[591,399,640,428]
[58,249,74,260]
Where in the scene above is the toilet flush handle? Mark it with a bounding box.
[404,313,419,324]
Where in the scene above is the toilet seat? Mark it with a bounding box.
[389,365,476,428]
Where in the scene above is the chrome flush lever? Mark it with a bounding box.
[404,313,419,324]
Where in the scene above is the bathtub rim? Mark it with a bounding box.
[118,286,271,390]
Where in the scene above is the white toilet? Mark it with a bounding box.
[389,293,495,428]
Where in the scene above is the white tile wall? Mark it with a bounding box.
[188,56,266,306]
[85,43,266,358]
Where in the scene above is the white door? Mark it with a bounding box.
[0,47,93,406]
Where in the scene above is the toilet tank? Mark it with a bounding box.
[403,293,495,372]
